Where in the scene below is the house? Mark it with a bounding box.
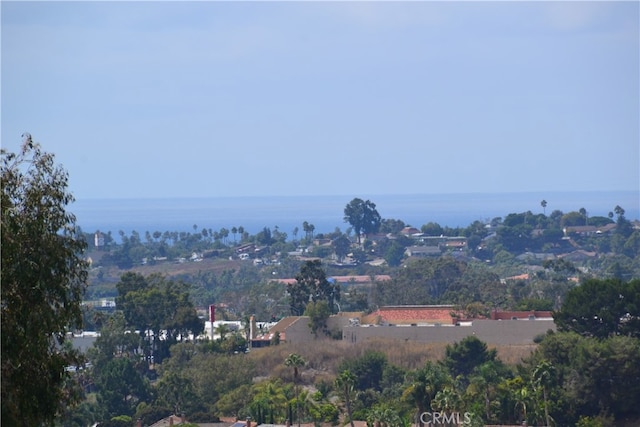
[515,252,555,262]
[502,273,530,283]
[312,238,332,246]
[563,223,616,237]
[400,226,421,236]
[405,245,441,257]
[443,237,467,249]
[559,250,597,262]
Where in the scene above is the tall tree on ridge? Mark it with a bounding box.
[344,198,382,245]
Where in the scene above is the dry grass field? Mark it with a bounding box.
[247,337,537,384]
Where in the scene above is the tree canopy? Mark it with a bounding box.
[553,278,640,339]
[115,272,204,364]
[1,137,89,426]
[287,260,340,315]
[344,198,382,244]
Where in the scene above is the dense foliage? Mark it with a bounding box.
[1,137,89,426]
[553,278,640,338]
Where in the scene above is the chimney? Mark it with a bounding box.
[250,315,257,339]
[246,417,252,427]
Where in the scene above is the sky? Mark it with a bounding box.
[2,1,639,201]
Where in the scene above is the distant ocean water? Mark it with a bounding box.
[71,191,639,238]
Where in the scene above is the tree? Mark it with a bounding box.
[116,273,204,364]
[442,335,497,381]
[2,136,89,426]
[402,362,452,427]
[287,260,340,315]
[305,301,331,336]
[251,379,288,424]
[421,222,444,236]
[339,350,388,392]
[553,278,640,338]
[332,234,352,263]
[284,353,306,427]
[540,200,547,215]
[466,360,507,423]
[302,221,315,242]
[344,198,382,244]
[379,218,406,234]
[384,241,406,267]
[335,370,357,427]
[94,358,150,418]
[532,360,555,427]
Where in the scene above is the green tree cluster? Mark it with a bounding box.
[553,278,640,338]
[115,272,204,364]
[69,276,640,426]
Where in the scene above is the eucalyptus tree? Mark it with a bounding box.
[287,260,340,315]
[344,198,382,244]
[2,136,89,426]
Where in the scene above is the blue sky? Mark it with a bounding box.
[2,1,638,200]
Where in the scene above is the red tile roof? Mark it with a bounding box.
[366,306,458,325]
[490,310,553,320]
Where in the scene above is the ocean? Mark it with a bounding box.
[70,191,639,238]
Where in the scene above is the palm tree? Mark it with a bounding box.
[284,353,306,427]
[532,360,555,427]
[432,386,462,427]
[541,200,547,215]
[252,379,288,424]
[335,370,357,427]
[579,207,588,225]
[467,361,502,423]
[402,362,452,427]
[513,386,529,425]
[366,403,404,427]
[215,323,230,341]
